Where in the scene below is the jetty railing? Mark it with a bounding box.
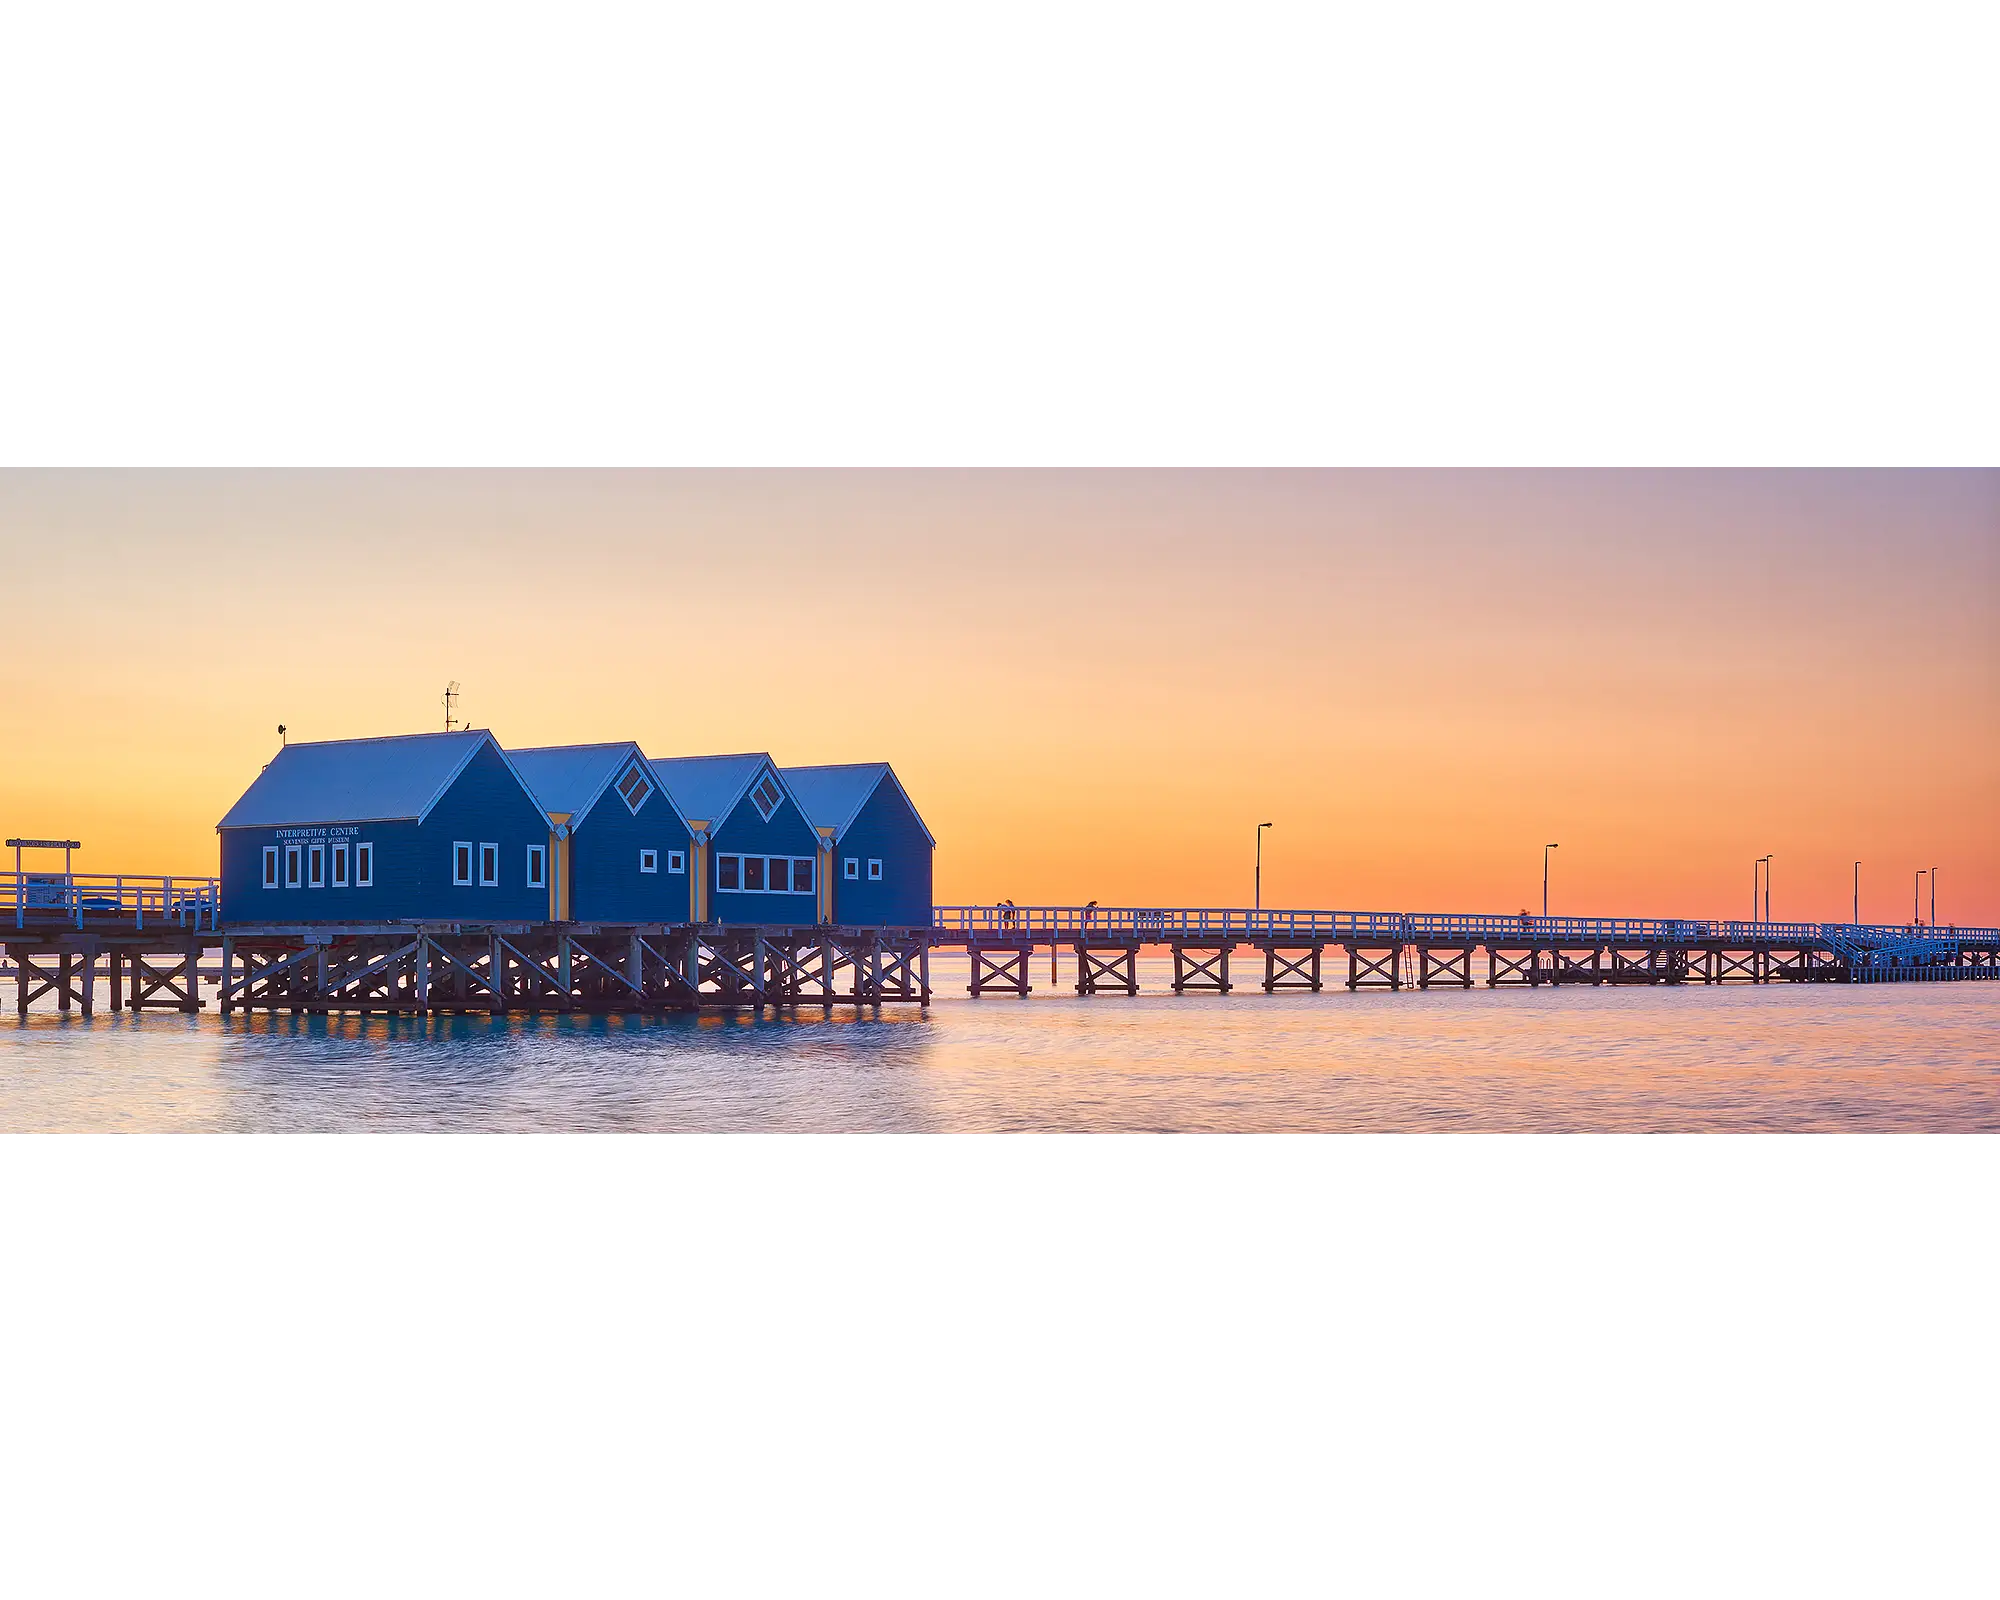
[4,872,221,932]
[933,906,2000,947]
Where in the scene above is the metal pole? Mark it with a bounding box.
[1544,844,1557,919]
[1913,870,1921,926]
[1853,861,1860,925]
[1765,856,1771,924]
[1930,867,1937,929]
[1255,822,1272,913]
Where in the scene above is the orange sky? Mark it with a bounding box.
[2,470,1994,923]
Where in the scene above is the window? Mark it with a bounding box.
[331,842,349,887]
[454,842,474,885]
[716,853,814,893]
[667,849,686,874]
[308,843,325,888]
[479,843,499,887]
[355,842,374,887]
[285,844,302,888]
[640,848,658,874]
[749,771,784,820]
[615,762,653,815]
[526,844,547,888]
[844,857,859,881]
[868,859,884,881]
[262,846,279,888]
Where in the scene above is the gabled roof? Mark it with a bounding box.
[217,730,532,830]
[646,751,797,832]
[509,742,687,832]
[780,762,936,847]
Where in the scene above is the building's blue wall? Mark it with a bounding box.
[830,779,934,928]
[709,792,822,925]
[220,740,551,925]
[568,782,692,924]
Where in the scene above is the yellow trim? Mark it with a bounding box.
[550,831,573,921]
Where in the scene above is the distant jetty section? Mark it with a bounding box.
[5,883,1994,1015]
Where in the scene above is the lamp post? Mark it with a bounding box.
[1764,855,1772,924]
[1543,843,1558,919]
[1930,867,1937,929]
[1853,861,1860,926]
[1255,822,1272,913]
[1913,869,1924,927]
[1754,856,1771,924]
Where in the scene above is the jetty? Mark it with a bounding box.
[5,872,1994,1015]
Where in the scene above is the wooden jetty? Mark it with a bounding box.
[6,876,1996,1017]
[933,907,2000,997]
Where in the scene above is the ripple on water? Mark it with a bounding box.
[1,975,1995,1132]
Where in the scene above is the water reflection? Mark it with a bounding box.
[1,980,1995,1132]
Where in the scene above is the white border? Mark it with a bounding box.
[1,1139,1991,1599]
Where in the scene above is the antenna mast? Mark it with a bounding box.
[443,681,461,732]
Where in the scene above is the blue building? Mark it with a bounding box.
[217,730,553,925]
[782,763,936,928]
[648,753,822,926]
[508,742,693,924]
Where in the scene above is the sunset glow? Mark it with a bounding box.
[2,470,1994,923]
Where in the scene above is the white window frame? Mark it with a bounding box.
[355,841,374,887]
[786,856,814,894]
[307,843,325,888]
[614,762,654,816]
[868,859,884,881]
[479,842,499,887]
[749,771,783,821]
[262,846,279,889]
[716,851,815,894]
[639,848,658,874]
[331,842,349,888]
[667,849,686,874]
[285,844,302,888]
[844,857,859,881]
[453,841,474,886]
[526,844,547,889]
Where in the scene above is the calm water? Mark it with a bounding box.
[2,956,1994,1131]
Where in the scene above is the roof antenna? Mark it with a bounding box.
[443,681,461,732]
[278,724,287,747]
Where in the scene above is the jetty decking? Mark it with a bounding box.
[932,907,2000,995]
[5,870,1994,1016]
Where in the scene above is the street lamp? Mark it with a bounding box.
[1764,855,1773,924]
[1853,861,1860,926]
[1913,869,1924,927]
[1543,843,1558,919]
[1754,855,1771,924]
[1254,823,1273,912]
[1930,866,1937,929]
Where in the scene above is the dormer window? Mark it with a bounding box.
[749,770,784,820]
[615,761,653,815]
